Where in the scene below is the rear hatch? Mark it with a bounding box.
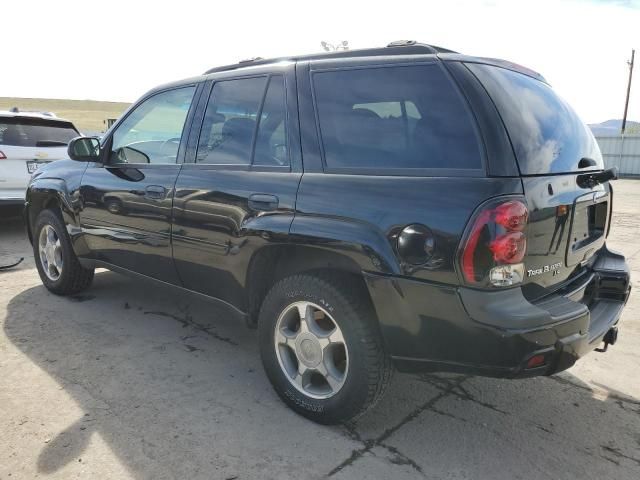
[467,63,612,300]
[0,116,78,192]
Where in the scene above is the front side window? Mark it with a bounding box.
[313,64,482,170]
[110,86,195,165]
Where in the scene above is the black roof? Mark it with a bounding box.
[203,41,457,75]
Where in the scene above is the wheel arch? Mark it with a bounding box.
[25,178,88,256]
[245,243,382,327]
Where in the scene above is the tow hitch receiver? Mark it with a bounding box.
[595,327,618,353]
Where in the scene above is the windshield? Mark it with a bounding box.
[467,63,603,175]
[0,117,79,147]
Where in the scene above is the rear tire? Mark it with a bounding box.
[33,209,94,295]
[258,272,392,424]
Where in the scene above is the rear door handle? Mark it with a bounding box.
[145,185,167,200]
[248,194,279,211]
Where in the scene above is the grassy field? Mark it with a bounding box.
[0,97,131,134]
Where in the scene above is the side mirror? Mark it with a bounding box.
[68,136,101,162]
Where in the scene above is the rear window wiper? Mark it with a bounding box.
[577,167,618,189]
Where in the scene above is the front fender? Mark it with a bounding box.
[26,177,89,257]
[28,178,75,219]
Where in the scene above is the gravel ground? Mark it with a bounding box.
[1,180,639,480]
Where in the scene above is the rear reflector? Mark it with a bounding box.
[0,151,6,160]
[526,354,547,369]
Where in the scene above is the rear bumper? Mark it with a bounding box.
[0,185,28,206]
[364,246,631,378]
[0,198,26,206]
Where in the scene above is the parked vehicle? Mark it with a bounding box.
[1,110,80,206]
[24,41,631,424]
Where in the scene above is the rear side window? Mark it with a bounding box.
[467,63,602,175]
[254,76,288,166]
[0,118,78,147]
[312,64,482,171]
[197,75,288,166]
[197,77,266,165]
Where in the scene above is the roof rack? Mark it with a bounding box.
[203,41,458,75]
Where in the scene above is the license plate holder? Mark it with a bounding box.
[26,161,49,174]
[565,191,608,267]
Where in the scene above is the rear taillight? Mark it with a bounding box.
[0,151,6,160]
[460,197,529,288]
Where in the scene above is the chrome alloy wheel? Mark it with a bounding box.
[274,301,349,399]
[38,224,63,281]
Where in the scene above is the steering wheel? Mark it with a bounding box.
[159,137,181,156]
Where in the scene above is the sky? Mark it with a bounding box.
[3,0,639,123]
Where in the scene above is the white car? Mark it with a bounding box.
[0,110,80,206]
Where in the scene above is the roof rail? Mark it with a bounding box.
[387,40,458,54]
[203,41,458,75]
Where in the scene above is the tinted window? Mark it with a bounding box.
[197,77,267,165]
[111,86,195,164]
[313,64,482,170]
[0,118,78,147]
[254,75,288,166]
[467,63,602,175]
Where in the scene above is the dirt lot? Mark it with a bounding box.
[0,97,130,134]
[1,181,639,480]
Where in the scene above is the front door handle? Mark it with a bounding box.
[248,194,279,211]
[145,185,167,200]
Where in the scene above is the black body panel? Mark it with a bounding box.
[293,174,523,284]
[370,246,629,376]
[79,164,182,283]
[520,175,610,299]
[171,168,300,309]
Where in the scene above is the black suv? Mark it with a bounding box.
[25,42,631,424]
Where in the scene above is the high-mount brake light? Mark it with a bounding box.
[460,198,529,287]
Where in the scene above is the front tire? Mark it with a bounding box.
[258,273,392,424]
[33,209,94,295]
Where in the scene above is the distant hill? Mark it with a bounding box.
[0,97,131,135]
[589,119,640,136]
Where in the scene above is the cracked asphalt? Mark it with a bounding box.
[1,180,639,480]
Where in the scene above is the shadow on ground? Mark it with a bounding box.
[0,214,32,271]
[4,271,640,479]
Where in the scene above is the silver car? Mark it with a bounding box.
[0,110,80,206]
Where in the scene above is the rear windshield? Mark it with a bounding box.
[466,63,603,175]
[0,117,79,147]
[312,64,483,171]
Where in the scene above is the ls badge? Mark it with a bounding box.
[527,262,562,277]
